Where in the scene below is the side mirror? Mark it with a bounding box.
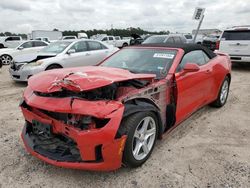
[67,49,76,55]
[18,46,24,50]
[181,63,200,75]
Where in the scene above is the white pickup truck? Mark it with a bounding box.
[98,36,131,48]
[0,36,23,48]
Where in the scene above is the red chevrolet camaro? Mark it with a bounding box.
[20,44,231,171]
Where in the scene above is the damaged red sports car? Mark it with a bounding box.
[20,44,231,171]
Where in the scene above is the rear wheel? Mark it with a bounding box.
[122,112,158,167]
[1,54,12,65]
[210,76,230,107]
[122,43,128,47]
[45,64,62,70]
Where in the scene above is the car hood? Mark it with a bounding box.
[28,66,155,93]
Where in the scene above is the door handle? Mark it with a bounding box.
[85,53,91,56]
[205,69,212,73]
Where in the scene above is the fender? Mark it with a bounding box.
[117,99,164,138]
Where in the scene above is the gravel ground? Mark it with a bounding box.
[0,64,250,188]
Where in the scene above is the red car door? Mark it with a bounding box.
[174,50,214,124]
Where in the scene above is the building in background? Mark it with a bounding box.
[192,29,222,36]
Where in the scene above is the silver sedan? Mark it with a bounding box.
[9,39,119,81]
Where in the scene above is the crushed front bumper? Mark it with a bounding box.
[20,91,126,171]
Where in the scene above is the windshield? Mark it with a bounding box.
[101,48,176,79]
[143,36,168,44]
[41,41,72,54]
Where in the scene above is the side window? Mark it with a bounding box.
[33,41,48,47]
[70,41,88,53]
[87,41,106,51]
[21,42,33,48]
[108,37,114,40]
[166,37,174,43]
[176,50,208,72]
[102,37,108,41]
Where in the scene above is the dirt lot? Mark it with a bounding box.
[0,64,249,188]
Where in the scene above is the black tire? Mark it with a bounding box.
[210,76,230,107]
[122,111,158,168]
[122,43,128,47]
[45,64,62,70]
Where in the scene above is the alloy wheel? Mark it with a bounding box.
[132,116,156,161]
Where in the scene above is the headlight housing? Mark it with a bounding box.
[22,61,44,70]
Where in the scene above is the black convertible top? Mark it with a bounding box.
[140,43,217,59]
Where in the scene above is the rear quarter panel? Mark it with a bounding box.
[209,53,231,100]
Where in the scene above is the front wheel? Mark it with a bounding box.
[122,112,158,168]
[210,76,230,107]
[1,54,12,65]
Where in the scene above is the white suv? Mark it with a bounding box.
[217,26,250,62]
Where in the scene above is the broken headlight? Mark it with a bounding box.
[67,114,110,130]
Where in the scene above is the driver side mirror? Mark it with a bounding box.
[18,46,24,50]
[67,49,76,55]
[180,63,200,75]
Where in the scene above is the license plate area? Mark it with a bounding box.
[32,120,52,138]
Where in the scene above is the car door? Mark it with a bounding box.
[86,41,110,65]
[62,41,89,67]
[174,50,214,123]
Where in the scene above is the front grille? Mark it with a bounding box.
[25,121,82,162]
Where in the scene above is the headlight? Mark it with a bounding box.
[22,61,44,69]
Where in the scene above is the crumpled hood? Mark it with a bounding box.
[28,66,155,93]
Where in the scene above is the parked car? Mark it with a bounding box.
[202,35,220,51]
[98,35,131,48]
[142,34,187,44]
[0,40,48,65]
[130,34,144,45]
[217,26,250,63]
[62,36,77,40]
[9,39,118,81]
[19,43,231,171]
[183,34,193,43]
[0,36,23,49]
[0,58,2,69]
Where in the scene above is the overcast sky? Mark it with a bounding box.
[0,0,250,34]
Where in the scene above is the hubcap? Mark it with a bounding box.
[1,55,12,65]
[132,116,156,161]
[220,80,229,104]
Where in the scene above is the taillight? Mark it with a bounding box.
[216,40,220,50]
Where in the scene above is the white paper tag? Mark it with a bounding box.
[153,53,174,59]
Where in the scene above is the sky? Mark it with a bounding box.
[0,0,250,34]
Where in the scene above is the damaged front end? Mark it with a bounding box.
[20,66,161,171]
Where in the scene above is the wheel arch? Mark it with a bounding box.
[45,63,63,70]
[116,98,164,139]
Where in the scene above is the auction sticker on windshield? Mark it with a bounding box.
[153,53,175,59]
